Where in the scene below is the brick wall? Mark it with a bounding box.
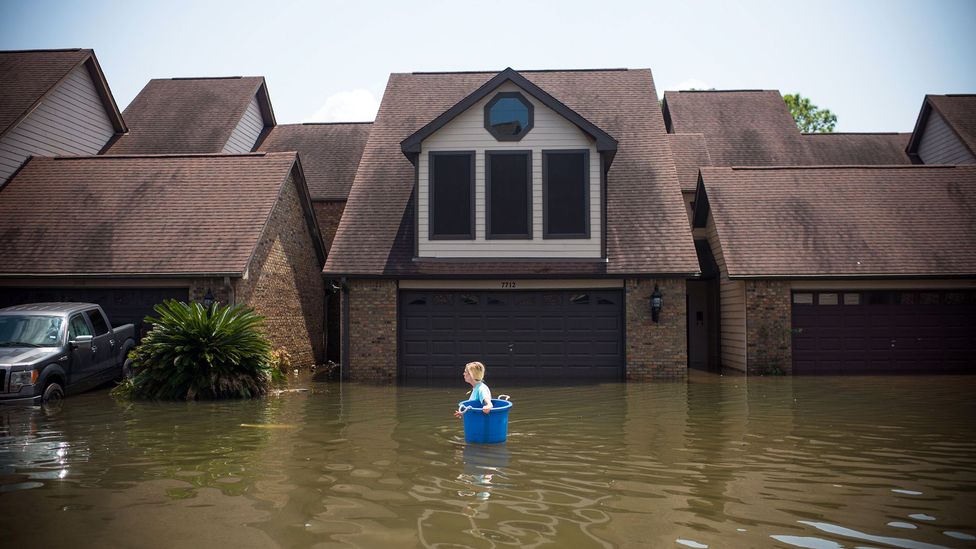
[312,200,345,253]
[625,278,688,380]
[745,280,792,375]
[344,279,397,382]
[188,279,231,305]
[234,173,325,368]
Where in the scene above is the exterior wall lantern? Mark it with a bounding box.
[203,289,215,309]
[650,284,663,323]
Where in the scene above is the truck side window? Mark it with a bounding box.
[86,309,110,336]
[68,314,92,339]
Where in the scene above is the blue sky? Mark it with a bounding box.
[2,0,973,132]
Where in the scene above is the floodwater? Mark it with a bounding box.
[1,373,975,549]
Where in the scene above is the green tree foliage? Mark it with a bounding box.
[112,300,273,400]
[783,93,837,133]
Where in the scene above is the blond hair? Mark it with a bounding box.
[465,361,486,381]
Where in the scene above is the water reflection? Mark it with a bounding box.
[458,443,509,498]
[0,375,973,548]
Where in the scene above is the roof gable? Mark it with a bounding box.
[907,95,976,159]
[0,152,322,276]
[326,68,698,277]
[107,76,274,154]
[258,122,371,201]
[699,165,976,277]
[0,48,126,139]
[400,68,617,156]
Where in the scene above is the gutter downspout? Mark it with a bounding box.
[341,276,349,382]
[322,289,329,366]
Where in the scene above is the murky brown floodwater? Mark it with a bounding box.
[1,372,974,548]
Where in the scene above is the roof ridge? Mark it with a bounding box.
[410,67,630,75]
[802,132,907,136]
[298,121,373,126]
[669,89,773,93]
[0,48,88,53]
[166,76,255,81]
[726,164,959,171]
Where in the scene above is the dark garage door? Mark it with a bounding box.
[0,287,189,338]
[792,290,976,374]
[399,289,624,382]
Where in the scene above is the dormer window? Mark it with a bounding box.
[484,92,534,141]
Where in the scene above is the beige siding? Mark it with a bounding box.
[223,95,265,153]
[918,110,976,165]
[707,215,746,372]
[418,82,601,258]
[0,64,115,181]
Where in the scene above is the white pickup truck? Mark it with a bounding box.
[0,303,135,404]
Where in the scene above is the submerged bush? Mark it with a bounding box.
[112,300,273,400]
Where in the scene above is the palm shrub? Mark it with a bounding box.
[113,300,273,400]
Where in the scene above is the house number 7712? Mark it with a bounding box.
[500,281,517,288]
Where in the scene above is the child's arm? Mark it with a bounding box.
[481,386,493,414]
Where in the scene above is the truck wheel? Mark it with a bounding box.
[42,381,65,403]
[122,357,135,380]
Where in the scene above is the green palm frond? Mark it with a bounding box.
[113,300,274,400]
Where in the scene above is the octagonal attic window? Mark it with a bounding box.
[485,92,534,141]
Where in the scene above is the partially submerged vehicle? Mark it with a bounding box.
[0,303,135,404]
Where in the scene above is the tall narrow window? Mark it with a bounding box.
[486,151,531,239]
[429,151,475,239]
[543,150,589,238]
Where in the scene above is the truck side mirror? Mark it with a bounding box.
[70,335,93,350]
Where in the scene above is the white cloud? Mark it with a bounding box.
[309,89,379,122]
[673,78,711,91]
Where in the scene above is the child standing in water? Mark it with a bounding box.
[455,361,492,417]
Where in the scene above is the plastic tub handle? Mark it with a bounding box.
[498,394,511,401]
[457,404,472,414]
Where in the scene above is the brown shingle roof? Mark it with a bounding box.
[257,122,371,201]
[668,133,711,192]
[325,69,699,277]
[107,77,272,154]
[0,48,125,139]
[699,165,976,277]
[801,133,912,165]
[665,90,914,167]
[663,90,803,166]
[0,152,304,276]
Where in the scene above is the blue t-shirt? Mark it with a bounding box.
[471,381,492,407]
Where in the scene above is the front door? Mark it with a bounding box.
[85,308,116,381]
[66,313,96,387]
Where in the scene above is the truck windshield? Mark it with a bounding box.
[0,315,64,347]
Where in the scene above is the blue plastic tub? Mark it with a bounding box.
[458,397,513,444]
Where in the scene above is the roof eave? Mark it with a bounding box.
[0,271,243,279]
[905,96,931,157]
[728,272,976,280]
[84,53,128,134]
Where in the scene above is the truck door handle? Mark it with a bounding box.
[110,339,116,348]
[91,345,97,353]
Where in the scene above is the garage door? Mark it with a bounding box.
[792,290,976,374]
[399,290,624,382]
[0,287,189,338]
